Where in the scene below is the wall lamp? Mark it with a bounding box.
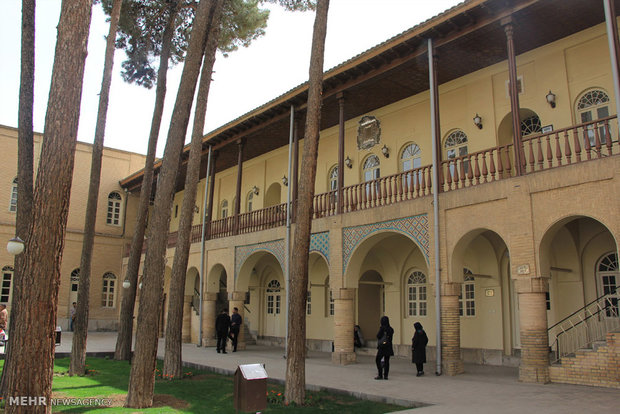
[344,156,353,169]
[381,144,390,158]
[546,90,556,108]
[473,113,483,130]
[123,279,130,289]
[282,175,288,186]
[6,236,24,256]
[251,185,259,195]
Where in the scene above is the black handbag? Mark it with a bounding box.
[378,331,389,349]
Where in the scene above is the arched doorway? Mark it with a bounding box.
[451,229,514,356]
[344,231,430,349]
[307,253,331,341]
[217,269,228,314]
[264,183,282,207]
[358,270,383,341]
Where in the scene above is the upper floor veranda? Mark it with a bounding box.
[119,0,620,250]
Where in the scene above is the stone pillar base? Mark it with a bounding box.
[519,365,550,383]
[331,351,356,365]
[443,359,464,376]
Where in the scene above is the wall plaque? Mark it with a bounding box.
[357,115,381,150]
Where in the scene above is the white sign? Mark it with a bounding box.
[239,364,268,380]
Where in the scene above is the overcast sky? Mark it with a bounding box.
[0,0,463,157]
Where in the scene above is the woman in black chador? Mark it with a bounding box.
[411,322,428,377]
[375,316,394,380]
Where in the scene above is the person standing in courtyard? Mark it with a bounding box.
[0,304,8,331]
[215,308,231,354]
[228,307,242,352]
[375,316,394,380]
[70,302,77,331]
[412,321,428,377]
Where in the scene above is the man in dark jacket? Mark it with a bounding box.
[228,307,242,352]
[215,309,231,353]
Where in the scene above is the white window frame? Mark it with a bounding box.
[220,200,229,219]
[9,177,17,213]
[576,89,611,147]
[1,266,13,303]
[459,269,476,317]
[407,270,427,317]
[266,279,281,315]
[106,192,122,226]
[102,272,116,308]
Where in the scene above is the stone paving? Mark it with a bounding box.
[56,332,619,413]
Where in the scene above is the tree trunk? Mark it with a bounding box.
[163,0,223,379]
[69,0,122,377]
[114,0,178,362]
[4,1,92,412]
[285,0,330,406]
[125,0,218,408]
[0,0,36,399]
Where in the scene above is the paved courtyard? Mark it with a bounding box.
[56,332,618,413]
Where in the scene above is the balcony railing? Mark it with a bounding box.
[127,116,619,253]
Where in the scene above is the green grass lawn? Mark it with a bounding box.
[2,358,406,413]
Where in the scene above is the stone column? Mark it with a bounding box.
[182,295,192,343]
[332,288,356,365]
[516,277,550,383]
[441,282,464,375]
[229,291,247,350]
[202,292,217,347]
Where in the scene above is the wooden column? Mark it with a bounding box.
[502,17,524,176]
[234,139,244,234]
[337,92,345,213]
[292,117,301,220]
[206,150,217,238]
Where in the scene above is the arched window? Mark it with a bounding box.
[106,192,122,226]
[597,253,618,317]
[520,115,542,136]
[246,191,254,213]
[328,165,338,191]
[102,272,116,308]
[401,142,421,172]
[266,280,281,314]
[445,130,469,175]
[407,271,427,317]
[70,268,80,294]
[220,200,229,219]
[9,177,17,212]
[577,89,611,146]
[459,269,475,317]
[1,266,13,303]
[362,155,380,182]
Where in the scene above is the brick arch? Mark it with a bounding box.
[450,228,509,283]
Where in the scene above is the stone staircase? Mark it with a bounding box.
[242,324,256,346]
[549,330,620,389]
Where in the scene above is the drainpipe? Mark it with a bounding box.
[604,0,620,121]
[198,146,212,347]
[284,105,294,357]
[428,38,442,376]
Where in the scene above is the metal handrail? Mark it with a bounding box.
[548,285,619,363]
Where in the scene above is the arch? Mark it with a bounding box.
[451,228,513,352]
[206,263,228,294]
[400,141,422,172]
[574,88,612,146]
[9,177,17,212]
[220,200,229,219]
[237,250,284,293]
[539,215,618,325]
[264,182,281,207]
[246,191,255,213]
[328,164,338,192]
[106,191,123,226]
[497,108,542,148]
[361,154,380,182]
[101,272,116,308]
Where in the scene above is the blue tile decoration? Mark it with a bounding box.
[235,239,285,281]
[309,231,330,263]
[342,214,429,273]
